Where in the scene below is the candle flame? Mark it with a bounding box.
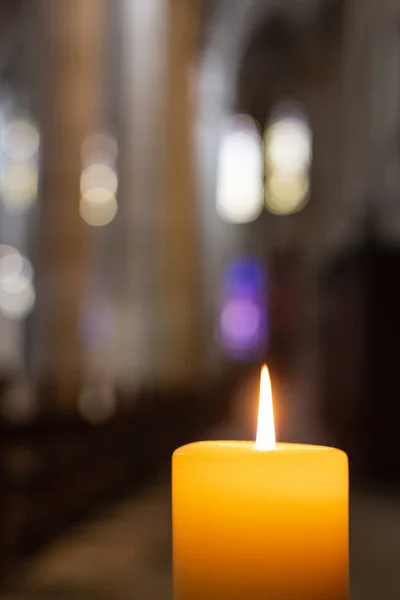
[255,364,276,450]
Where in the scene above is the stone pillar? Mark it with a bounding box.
[160,0,200,385]
[34,0,105,407]
[119,0,168,388]
[119,0,200,388]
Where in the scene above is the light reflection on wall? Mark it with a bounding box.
[79,130,118,226]
[1,118,40,213]
[265,103,312,215]
[216,115,263,223]
[0,245,35,319]
[219,258,268,359]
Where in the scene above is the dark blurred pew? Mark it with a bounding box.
[320,238,400,486]
[0,374,237,583]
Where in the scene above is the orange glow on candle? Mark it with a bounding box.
[255,364,276,450]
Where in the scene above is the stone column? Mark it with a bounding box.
[160,0,200,385]
[34,0,105,407]
[118,0,168,388]
[119,0,200,388]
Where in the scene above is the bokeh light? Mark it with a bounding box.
[80,130,118,227]
[0,275,35,319]
[266,171,310,215]
[219,257,268,358]
[80,164,118,195]
[216,115,263,223]
[0,246,35,319]
[0,245,23,284]
[266,116,312,174]
[264,103,312,215]
[2,119,40,162]
[220,297,263,349]
[1,118,40,213]
[1,163,39,211]
[224,258,267,295]
[79,190,118,226]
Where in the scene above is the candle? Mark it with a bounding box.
[172,366,348,600]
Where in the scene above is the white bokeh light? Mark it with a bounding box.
[0,246,35,319]
[0,274,35,319]
[217,115,263,224]
[2,119,40,162]
[0,245,23,284]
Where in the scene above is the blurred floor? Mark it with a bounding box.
[3,478,400,600]
[2,479,173,600]
[350,491,400,600]
[2,379,400,600]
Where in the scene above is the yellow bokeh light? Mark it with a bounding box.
[80,189,118,226]
[264,105,312,216]
[1,163,38,211]
[266,116,312,174]
[265,171,309,215]
[80,163,118,195]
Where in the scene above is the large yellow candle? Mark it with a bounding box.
[172,367,348,600]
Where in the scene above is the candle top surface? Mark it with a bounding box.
[174,441,346,460]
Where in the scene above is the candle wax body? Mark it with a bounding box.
[173,441,348,600]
